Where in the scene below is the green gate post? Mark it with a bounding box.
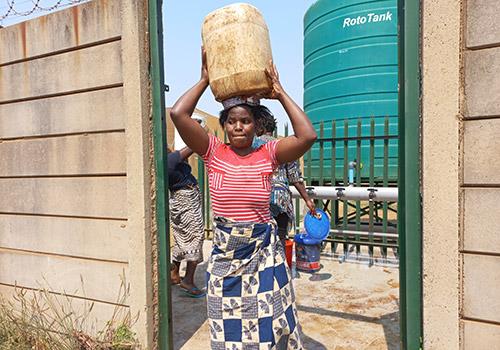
[355,119,361,255]
[149,0,173,349]
[382,117,389,258]
[198,156,207,237]
[398,0,423,348]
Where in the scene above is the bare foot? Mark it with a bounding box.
[170,264,182,285]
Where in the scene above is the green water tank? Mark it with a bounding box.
[303,0,398,182]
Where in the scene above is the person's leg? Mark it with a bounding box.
[170,261,181,285]
[275,213,290,247]
[181,261,198,287]
[180,260,204,296]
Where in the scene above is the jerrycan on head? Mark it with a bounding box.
[202,3,273,102]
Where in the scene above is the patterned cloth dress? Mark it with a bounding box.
[169,185,204,262]
[202,134,303,349]
[207,218,302,350]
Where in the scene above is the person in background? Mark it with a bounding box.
[169,49,316,349]
[167,146,205,298]
[253,112,316,246]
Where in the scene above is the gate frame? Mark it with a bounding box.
[151,0,424,348]
[149,0,172,349]
[398,0,423,349]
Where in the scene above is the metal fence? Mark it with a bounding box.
[196,130,225,238]
[299,116,399,262]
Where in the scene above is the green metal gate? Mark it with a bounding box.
[149,0,172,349]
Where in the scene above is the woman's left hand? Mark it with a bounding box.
[201,47,209,83]
[264,60,285,100]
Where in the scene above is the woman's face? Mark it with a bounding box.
[224,106,256,149]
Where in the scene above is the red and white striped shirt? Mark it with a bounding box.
[202,133,279,223]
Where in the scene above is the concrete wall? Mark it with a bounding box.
[422,0,500,348]
[0,0,154,347]
[461,0,500,347]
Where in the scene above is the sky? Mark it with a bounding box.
[1,0,318,132]
[0,0,89,25]
[163,1,317,132]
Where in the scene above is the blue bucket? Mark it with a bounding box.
[294,233,322,272]
[304,209,330,240]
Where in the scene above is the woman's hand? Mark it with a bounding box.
[264,60,285,100]
[201,47,209,83]
[305,198,316,215]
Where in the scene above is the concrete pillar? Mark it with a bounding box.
[421,0,462,348]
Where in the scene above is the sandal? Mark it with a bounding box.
[180,285,206,298]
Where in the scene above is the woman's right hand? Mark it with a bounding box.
[169,47,211,156]
[201,47,209,83]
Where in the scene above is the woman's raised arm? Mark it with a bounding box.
[169,49,210,156]
[265,63,317,164]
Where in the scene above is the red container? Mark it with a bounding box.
[285,239,294,267]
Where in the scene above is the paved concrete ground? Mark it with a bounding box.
[172,241,400,350]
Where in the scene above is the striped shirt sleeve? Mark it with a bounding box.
[201,133,222,167]
[263,139,280,168]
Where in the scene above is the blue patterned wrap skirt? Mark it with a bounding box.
[206,218,303,350]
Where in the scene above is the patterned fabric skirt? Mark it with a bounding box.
[169,185,204,262]
[270,185,295,230]
[206,218,303,350]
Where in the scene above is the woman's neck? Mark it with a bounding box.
[230,145,253,157]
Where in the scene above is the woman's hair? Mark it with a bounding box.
[258,112,277,134]
[219,104,275,128]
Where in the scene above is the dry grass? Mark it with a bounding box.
[0,276,140,350]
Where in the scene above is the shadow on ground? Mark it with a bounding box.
[298,305,399,350]
[301,331,329,349]
[294,253,400,350]
[172,260,209,350]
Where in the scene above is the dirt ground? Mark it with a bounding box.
[171,241,400,350]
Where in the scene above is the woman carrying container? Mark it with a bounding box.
[170,50,316,349]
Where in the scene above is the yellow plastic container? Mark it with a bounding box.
[202,3,273,101]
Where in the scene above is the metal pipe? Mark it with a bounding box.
[324,238,398,249]
[330,229,399,238]
[348,160,356,185]
[290,185,398,201]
